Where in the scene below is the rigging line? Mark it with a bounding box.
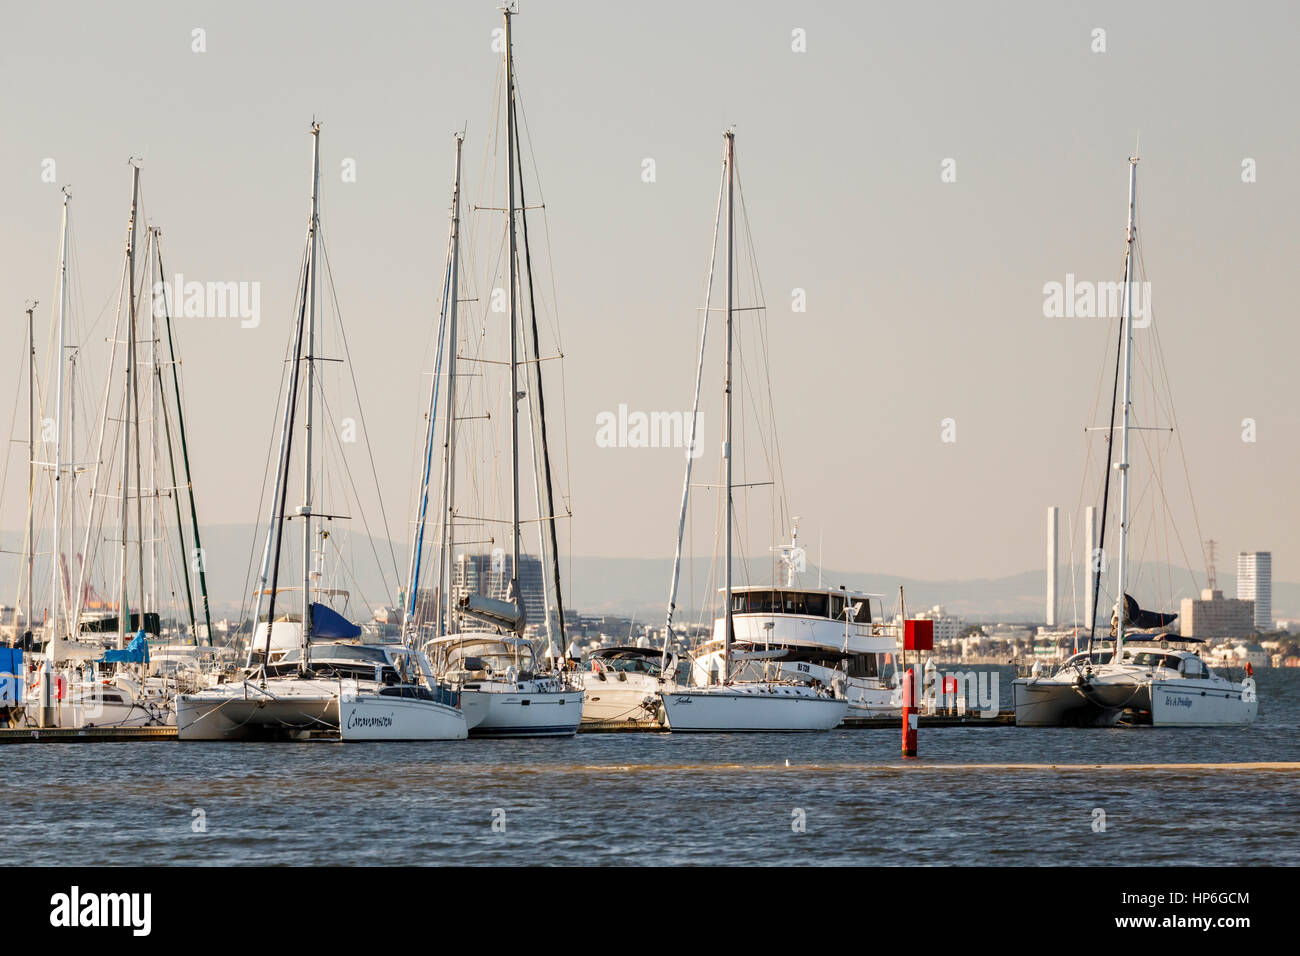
[316,224,403,590]
[1087,243,1131,651]
[733,162,788,527]
[1136,239,1205,595]
[70,234,132,631]
[316,386,395,608]
[513,108,567,644]
[236,246,307,643]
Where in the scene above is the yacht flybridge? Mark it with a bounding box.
[655,130,848,734]
[1012,155,1257,729]
[177,123,465,742]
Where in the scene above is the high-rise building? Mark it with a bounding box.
[1046,506,1059,627]
[1084,506,1097,630]
[452,551,550,633]
[1181,589,1255,639]
[1236,551,1272,632]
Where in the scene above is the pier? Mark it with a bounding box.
[0,726,177,744]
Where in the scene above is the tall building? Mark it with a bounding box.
[1083,506,1097,630]
[453,551,550,633]
[1181,589,1255,639]
[1236,551,1272,632]
[1046,506,1059,627]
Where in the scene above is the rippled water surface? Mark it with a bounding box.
[5,667,1297,865]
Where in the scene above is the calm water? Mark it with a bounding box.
[5,667,1297,865]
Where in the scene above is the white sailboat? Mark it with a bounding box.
[412,8,583,738]
[656,130,848,734]
[177,123,466,742]
[1012,155,1257,728]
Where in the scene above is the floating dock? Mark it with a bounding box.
[0,725,178,744]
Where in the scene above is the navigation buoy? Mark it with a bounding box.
[902,666,918,758]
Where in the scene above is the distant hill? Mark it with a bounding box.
[5,522,1293,623]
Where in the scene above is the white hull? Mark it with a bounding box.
[846,677,900,717]
[338,694,468,740]
[660,686,848,732]
[177,679,339,740]
[577,672,663,723]
[461,684,584,737]
[1012,677,1123,727]
[1146,679,1258,726]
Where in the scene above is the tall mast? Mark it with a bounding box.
[117,165,141,649]
[51,189,70,642]
[1113,154,1139,659]
[155,232,213,644]
[504,7,523,627]
[436,134,465,637]
[661,146,726,671]
[248,124,316,671]
[147,228,159,622]
[24,301,38,636]
[722,129,735,684]
[408,132,463,640]
[513,90,567,660]
[300,122,322,670]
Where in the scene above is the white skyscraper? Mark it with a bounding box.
[1236,551,1272,632]
[1046,506,1058,626]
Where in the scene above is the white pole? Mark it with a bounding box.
[51,189,70,642]
[1114,156,1139,660]
[722,129,735,685]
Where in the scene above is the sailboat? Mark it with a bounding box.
[1012,155,1258,728]
[416,8,584,737]
[22,173,188,728]
[655,131,848,733]
[177,123,466,741]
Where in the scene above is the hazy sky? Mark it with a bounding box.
[2,0,1297,593]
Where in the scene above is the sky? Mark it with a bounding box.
[1,0,1297,599]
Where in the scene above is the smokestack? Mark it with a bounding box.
[1046,506,1059,627]
[1084,506,1097,631]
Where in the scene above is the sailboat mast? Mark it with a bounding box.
[1114,155,1139,659]
[24,301,37,636]
[153,229,202,643]
[437,133,464,637]
[661,152,726,671]
[51,189,70,641]
[118,166,140,649]
[301,122,322,667]
[722,129,735,684]
[408,133,463,640]
[504,8,523,625]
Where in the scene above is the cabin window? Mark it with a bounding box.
[851,600,872,623]
[804,594,828,618]
[830,595,845,621]
[847,654,879,678]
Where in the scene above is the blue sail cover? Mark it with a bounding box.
[0,647,22,705]
[310,602,362,640]
[101,629,151,664]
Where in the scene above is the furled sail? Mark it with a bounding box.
[1112,593,1178,634]
[458,593,527,634]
